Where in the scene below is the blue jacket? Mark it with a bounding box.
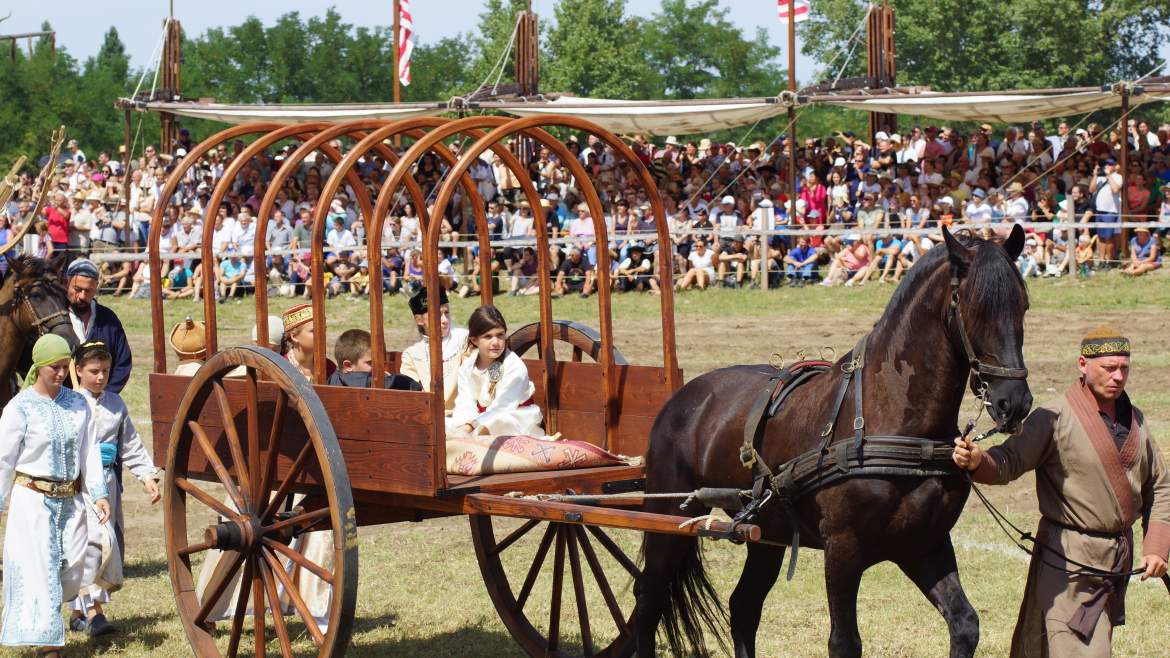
[84,303,133,394]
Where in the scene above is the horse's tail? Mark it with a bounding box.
[640,534,728,657]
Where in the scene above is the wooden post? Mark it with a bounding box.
[122,108,134,247]
[393,0,401,146]
[1118,83,1129,260]
[159,17,182,154]
[784,0,798,291]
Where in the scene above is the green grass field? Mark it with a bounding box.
[4,270,1170,657]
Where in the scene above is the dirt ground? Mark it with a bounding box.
[3,272,1170,656]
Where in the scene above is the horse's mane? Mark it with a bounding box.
[878,233,1028,332]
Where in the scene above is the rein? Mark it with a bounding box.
[14,283,72,339]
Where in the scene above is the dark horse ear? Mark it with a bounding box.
[46,252,67,281]
[1002,223,1026,260]
[942,226,974,276]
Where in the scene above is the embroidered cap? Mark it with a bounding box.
[169,317,207,359]
[1080,325,1130,358]
[282,304,314,333]
[408,286,449,317]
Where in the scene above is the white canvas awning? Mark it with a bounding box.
[137,101,448,125]
[482,97,790,136]
[812,90,1151,123]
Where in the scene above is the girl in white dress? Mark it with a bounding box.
[0,334,110,657]
[447,305,556,439]
[67,341,161,636]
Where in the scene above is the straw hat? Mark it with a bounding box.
[169,317,207,360]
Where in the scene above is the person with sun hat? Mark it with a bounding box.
[954,326,1170,656]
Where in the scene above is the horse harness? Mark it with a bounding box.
[14,282,72,338]
[729,276,1029,579]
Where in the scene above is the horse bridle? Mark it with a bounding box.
[946,274,1028,427]
[15,283,73,338]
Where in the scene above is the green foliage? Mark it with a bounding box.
[641,0,786,99]
[543,0,655,99]
[802,0,1170,91]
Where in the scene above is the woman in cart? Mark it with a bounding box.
[446,305,558,440]
[0,334,110,656]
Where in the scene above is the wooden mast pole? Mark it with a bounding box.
[786,0,798,291]
[393,0,401,147]
[1118,83,1130,260]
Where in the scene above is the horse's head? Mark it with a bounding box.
[942,224,1032,433]
[2,253,78,350]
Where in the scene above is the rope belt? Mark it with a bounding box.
[15,472,82,499]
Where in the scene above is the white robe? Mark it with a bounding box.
[0,387,107,647]
[447,350,544,437]
[400,327,469,411]
[71,388,159,612]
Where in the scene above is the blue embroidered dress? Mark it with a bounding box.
[0,387,107,647]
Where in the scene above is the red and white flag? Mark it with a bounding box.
[777,0,811,23]
[398,0,413,86]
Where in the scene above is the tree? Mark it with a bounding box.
[543,0,655,99]
[801,0,1170,91]
[463,0,530,94]
[641,0,786,99]
[403,36,474,103]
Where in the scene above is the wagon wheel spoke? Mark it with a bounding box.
[212,379,254,509]
[194,550,245,627]
[253,563,267,658]
[575,526,630,637]
[517,523,559,610]
[258,557,294,658]
[258,389,289,500]
[175,476,241,521]
[492,519,541,556]
[244,368,263,506]
[261,546,326,646]
[186,422,248,515]
[263,507,330,536]
[566,528,595,657]
[548,526,567,652]
[177,536,217,557]
[263,537,335,585]
[260,439,315,522]
[586,525,641,578]
[227,557,255,658]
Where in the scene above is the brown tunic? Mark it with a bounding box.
[973,381,1170,657]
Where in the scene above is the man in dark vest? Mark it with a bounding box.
[65,258,132,393]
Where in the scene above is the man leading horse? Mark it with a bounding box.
[953,326,1170,657]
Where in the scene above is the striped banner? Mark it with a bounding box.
[777,0,811,23]
[398,0,413,86]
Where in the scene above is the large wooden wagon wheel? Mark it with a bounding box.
[163,346,358,658]
[508,320,628,365]
[471,516,641,658]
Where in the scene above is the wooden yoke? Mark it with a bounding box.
[198,123,381,354]
[366,117,553,418]
[311,118,490,385]
[148,122,282,373]
[252,120,430,348]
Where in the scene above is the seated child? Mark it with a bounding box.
[446,305,559,440]
[170,317,206,376]
[326,329,421,391]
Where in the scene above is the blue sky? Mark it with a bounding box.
[3,1,823,86]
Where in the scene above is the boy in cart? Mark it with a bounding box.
[68,341,162,636]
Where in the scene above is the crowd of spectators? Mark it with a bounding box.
[4,116,1170,302]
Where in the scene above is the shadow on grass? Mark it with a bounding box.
[339,614,521,657]
[73,610,172,652]
[123,557,168,580]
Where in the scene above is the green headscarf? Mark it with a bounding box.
[23,334,73,390]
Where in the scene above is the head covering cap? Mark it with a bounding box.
[408,286,449,317]
[253,315,285,346]
[66,258,101,281]
[170,316,207,359]
[1080,325,1130,358]
[282,304,314,333]
[24,334,73,389]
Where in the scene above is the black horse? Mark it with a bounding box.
[0,254,78,405]
[635,226,1033,658]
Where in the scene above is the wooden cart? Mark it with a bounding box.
[146,115,759,658]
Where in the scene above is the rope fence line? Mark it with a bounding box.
[74,220,1170,264]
